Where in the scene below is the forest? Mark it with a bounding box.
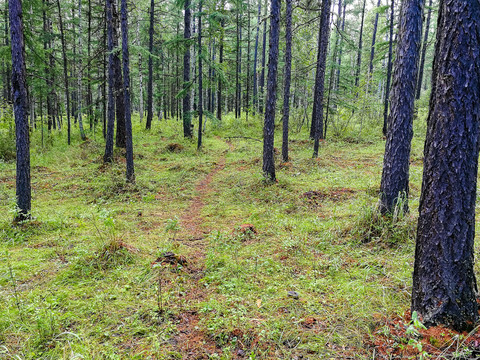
[1,0,480,358]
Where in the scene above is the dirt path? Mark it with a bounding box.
[171,142,233,358]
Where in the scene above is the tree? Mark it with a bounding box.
[312,0,332,157]
[57,0,71,145]
[415,0,433,99]
[10,0,31,221]
[121,0,134,182]
[382,0,395,136]
[183,0,192,138]
[197,0,203,149]
[104,0,116,163]
[262,0,279,181]
[378,0,423,214]
[281,0,292,163]
[412,0,480,331]
[145,0,154,130]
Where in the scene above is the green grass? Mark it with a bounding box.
[0,109,462,359]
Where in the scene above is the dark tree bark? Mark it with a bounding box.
[311,0,332,156]
[259,0,267,114]
[246,0,251,122]
[146,0,154,130]
[121,0,134,182]
[369,0,382,75]
[382,0,395,136]
[262,0,280,182]
[77,0,86,141]
[112,3,125,148]
[197,0,203,149]
[412,0,480,331]
[57,0,71,145]
[281,0,292,162]
[104,0,116,163]
[183,0,192,137]
[9,0,30,221]
[379,0,423,214]
[415,0,432,99]
[87,0,93,129]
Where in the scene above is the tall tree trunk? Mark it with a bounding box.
[246,0,251,122]
[57,0,71,145]
[77,0,86,141]
[102,10,107,138]
[312,0,332,157]
[216,1,224,121]
[87,0,93,130]
[369,0,382,76]
[259,0,267,114]
[197,0,203,149]
[146,0,154,129]
[412,0,480,331]
[136,16,144,122]
[235,5,241,119]
[4,1,11,103]
[252,0,261,113]
[183,0,192,137]
[104,0,116,163]
[262,0,280,182]
[415,0,432,99]
[42,0,52,131]
[379,0,423,214]
[121,0,134,182]
[113,3,125,148]
[382,0,395,136]
[335,1,346,91]
[354,0,366,89]
[9,0,30,221]
[281,0,292,163]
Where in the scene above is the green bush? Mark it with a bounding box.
[0,107,15,162]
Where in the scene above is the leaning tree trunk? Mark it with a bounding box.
[262,0,280,182]
[379,0,423,214]
[9,0,30,221]
[415,0,432,99]
[369,0,382,76]
[104,0,116,163]
[312,0,332,156]
[281,0,292,163]
[412,0,480,332]
[146,0,154,129]
[183,0,192,137]
[383,0,395,136]
[121,0,134,182]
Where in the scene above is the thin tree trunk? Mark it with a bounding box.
[104,0,116,163]
[183,0,192,137]
[137,16,144,122]
[197,0,203,149]
[354,0,366,89]
[281,0,292,163]
[121,0,134,182]
[146,0,154,129]
[259,0,267,114]
[113,2,125,148]
[57,0,71,145]
[369,0,382,75]
[216,0,224,121]
[415,0,432,99]
[77,0,86,141]
[252,0,261,113]
[312,0,332,157]
[383,0,395,136]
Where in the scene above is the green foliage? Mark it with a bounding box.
[0,106,15,162]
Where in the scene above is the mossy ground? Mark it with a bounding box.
[0,111,476,359]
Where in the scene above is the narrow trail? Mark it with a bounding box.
[171,141,234,358]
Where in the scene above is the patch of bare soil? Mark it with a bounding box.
[302,188,356,207]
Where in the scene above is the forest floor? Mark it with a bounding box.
[1,113,480,359]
